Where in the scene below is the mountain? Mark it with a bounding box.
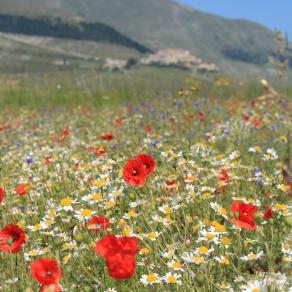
[0,0,291,75]
[0,14,150,53]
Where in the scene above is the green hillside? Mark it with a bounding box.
[0,0,291,81]
[0,0,289,68]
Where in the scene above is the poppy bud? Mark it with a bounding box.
[184,238,191,246]
[54,238,63,247]
[74,234,83,243]
[129,193,137,201]
[192,225,199,232]
[196,272,205,285]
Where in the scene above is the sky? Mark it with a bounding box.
[177,0,292,38]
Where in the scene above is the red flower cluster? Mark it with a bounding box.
[31,258,63,291]
[0,224,25,253]
[229,201,258,230]
[123,154,155,186]
[95,234,139,280]
[87,216,110,233]
[0,187,4,204]
[87,146,107,157]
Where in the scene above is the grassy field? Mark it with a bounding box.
[0,76,291,291]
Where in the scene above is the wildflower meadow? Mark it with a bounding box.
[0,78,291,292]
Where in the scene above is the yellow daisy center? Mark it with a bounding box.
[220,258,230,265]
[34,224,42,231]
[81,209,92,217]
[60,198,72,207]
[128,210,137,217]
[147,232,157,239]
[191,256,204,264]
[171,262,181,269]
[147,274,157,283]
[167,275,177,283]
[92,193,102,201]
[199,246,209,254]
[248,253,257,260]
[205,233,215,240]
[220,237,231,246]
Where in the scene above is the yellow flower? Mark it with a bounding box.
[274,204,288,210]
[219,257,229,265]
[127,210,137,218]
[80,209,92,217]
[122,228,131,237]
[147,232,159,240]
[92,179,106,187]
[60,198,72,207]
[220,237,231,246]
[205,233,215,240]
[146,274,158,283]
[140,248,151,255]
[198,246,209,254]
[92,193,103,201]
[191,256,204,264]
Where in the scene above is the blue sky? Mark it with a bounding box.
[176,0,292,38]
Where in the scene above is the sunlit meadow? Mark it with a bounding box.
[0,78,291,292]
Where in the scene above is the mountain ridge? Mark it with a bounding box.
[0,0,291,74]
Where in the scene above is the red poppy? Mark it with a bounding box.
[263,207,273,220]
[0,124,11,133]
[87,216,110,233]
[95,146,106,158]
[242,114,250,122]
[51,135,63,144]
[96,234,138,257]
[0,187,4,204]
[16,184,28,196]
[229,201,258,230]
[123,159,147,186]
[44,156,55,165]
[60,128,70,138]
[0,224,25,253]
[40,283,62,292]
[219,170,230,183]
[114,118,122,126]
[95,234,138,280]
[100,133,113,141]
[144,125,153,134]
[105,253,136,280]
[135,154,155,176]
[165,179,178,193]
[30,258,63,285]
[184,115,194,121]
[252,120,262,127]
[197,112,204,119]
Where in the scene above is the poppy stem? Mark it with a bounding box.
[80,259,100,285]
